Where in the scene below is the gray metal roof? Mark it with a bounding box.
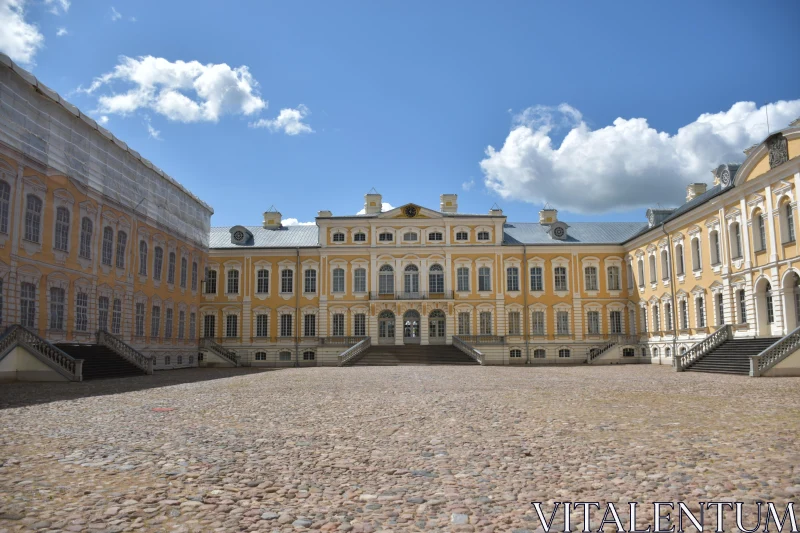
[209,225,319,249]
[503,222,648,245]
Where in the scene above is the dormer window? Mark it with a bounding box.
[354,232,366,242]
[403,232,418,242]
[477,231,490,241]
[332,232,345,243]
[229,226,253,246]
[455,231,468,241]
[429,232,443,241]
[379,232,393,242]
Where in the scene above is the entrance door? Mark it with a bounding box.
[404,265,420,298]
[403,310,420,344]
[429,309,445,344]
[378,311,395,344]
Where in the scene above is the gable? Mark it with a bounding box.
[379,203,443,220]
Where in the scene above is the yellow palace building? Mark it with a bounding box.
[2,53,800,379]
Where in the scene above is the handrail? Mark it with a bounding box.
[199,337,239,366]
[339,337,371,366]
[452,336,484,365]
[588,341,616,363]
[96,329,154,375]
[0,324,82,381]
[321,336,368,346]
[369,291,454,300]
[750,324,800,377]
[674,324,731,371]
[588,335,642,363]
[454,335,505,345]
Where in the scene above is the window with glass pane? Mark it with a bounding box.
[507,267,519,292]
[280,314,293,337]
[457,312,470,335]
[766,283,774,323]
[303,314,316,337]
[98,296,109,331]
[304,269,316,293]
[165,308,173,338]
[332,268,345,293]
[75,291,88,332]
[189,313,196,339]
[379,232,393,242]
[279,351,292,361]
[178,310,186,339]
[79,217,93,259]
[757,215,766,251]
[559,349,571,358]
[353,268,366,293]
[478,267,491,291]
[664,303,672,330]
[205,269,217,293]
[680,300,688,329]
[457,267,469,292]
[429,264,444,293]
[112,298,122,335]
[510,349,522,358]
[508,311,520,335]
[20,282,36,328]
[0,181,9,234]
[227,269,239,294]
[627,263,634,289]
[354,232,366,242]
[115,231,127,269]
[54,207,69,251]
[256,314,269,337]
[479,311,492,335]
[167,252,176,284]
[532,311,545,335]
[554,266,568,291]
[226,314,238,337]
[281,270,293,293]
[303,350,316,360]
[49,287,65,330]
[716,293,724,325]
[191,262,198,290]
[203,314,215,338]
[153,247,164,280]
[101,227,114,266]
[697,297,706,327]
[429,232,443,241]
[332,232,345,242]
[135,303,146,336]
[637,259,645,286]
[585,267,598,291]
[787,204,796,242]
[354,313,366,336]
[607,266,620,290]
[477,231,490,241]
[530,266,543,291]
[254,269,268,293]
[151,306,161,337]
[403,232,417,242]
[456,231,468,240]
[556,311,569,335]
[738,289,747,323]
[138,241,148,276]
[587,311,600,334]
[610,311,622,334]
[332,313,345,336]
[255,352,267,361]
[379,265,394,294]
[25,195,42,243]
[180,257,187,288]
[652,305,660,331]
[533,348,546,359]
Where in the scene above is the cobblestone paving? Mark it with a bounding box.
[1,365,799,532]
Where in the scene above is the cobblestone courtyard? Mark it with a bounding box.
[1,365,799,532]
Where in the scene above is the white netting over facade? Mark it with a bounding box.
[0,55,212,248]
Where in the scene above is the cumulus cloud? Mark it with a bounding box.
[356,202,394,215]
[56,27,67,37]
[81,55,267,123]
[0,0,44,66]
[250,104,313,135]
[282,218,315,226]
[44,0,69,14]
[480,100,800,214]
[97,115,109,125]
[462,179,475,192]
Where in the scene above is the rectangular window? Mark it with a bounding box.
[151,306,161,338]
[281,270,293,294]
[556,311,569,335]
[255,351,267,361]
[153,247,164,280]
[25,195,42,243]
[101,228,114,266]
[135,302,146,337]
[587,311,600,334]
[138,241,148,276]
[79,217,93,259]
[303,314,316,337]
[530,266,543,291]
[191,262,198,291]
[54,207,70,251]
[457,267,470,292]
[610,311,622,334]
[189,312,197,340]
[457,312,470,335]
[256,314,269,337]
[226,314,238,337]
[304,269,316,293]
[353,268,366,293]
[20,282,36,328]
[204,314,215,338]
[585,267,598,291]
[532,311,545,335]
[97,296,109,331]
[257,269,270,293]
[280,314,293,337]
[279,351,292,361]
[479,311,492,335]
[506,267,519,292]
[164,308,173,339]
[697,298,706,327]
[167,252,175,284]
[508,311,520,335]
[680,301,688,330]
[478,267,491,292]
[354,313,366,336]
[738,289,747,323]
[227,270,239,294]
[332,313,345,336]
[332,268,345,293]
[554,266,568,291]
[49,287,65,331]
[205,269,217,293]
[180,257,188,288]
[75,291,88,332]
[115,231,127,269]
[178,310,186,339]
[607,267,621,291]
[112,298,122,335]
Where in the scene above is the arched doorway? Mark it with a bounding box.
[754,278,775,337]
[378,310,395,344]
[403,310,420,344]
[429,309,446,344]
[783,271,800,332]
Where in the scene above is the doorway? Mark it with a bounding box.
[403,310,420,344]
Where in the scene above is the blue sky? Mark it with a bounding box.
[3,1,800,226]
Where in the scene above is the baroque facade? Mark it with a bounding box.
[1,52,800,371]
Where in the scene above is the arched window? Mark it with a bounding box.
[428,231,443,241]
[79,217,93,259]
[303,350,316,361]
[24,194,42,243]
[0,180,10,234]
[332,232,345,242]
[227,269,240,294]
[730,223,742,259]
[353,232,366,242]
[254,351,267,361]
[510,348,522,358]
[665,347,671,358]
[533,348,546,359]
[676,244,685,275]
[403,231,418,242]
[691,237,701,271]
[279,350,292,361]
[648,255,657,283]
[755,212,767,252]
[585,266,598,291]
[709,230,720,265]
[477,231,490,241]
[54,206,70,251]
[637,259,645,287]
[153,246,164,280]
[652,347,659,358]
[608,266,621,291]
[167,251,176,284]
[138,241,148,276]
[379,232,393,242]
[558,348,571,358]
[379,265,394,295]
[332,267,345,293]
[429,264,444,294]
[660,250,670,280]
[115,231,127,269]
[404,264,419,294]
[101,227,114,266]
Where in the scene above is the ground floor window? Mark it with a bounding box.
[622,348,635,357]
[203,314,215,338]
[226,314,238,337]
[508,311,520,335]
[303,314,316,337]
[457,312,470,335]
[332,313,345,336]
[610,311,622,334]
[533,348,546,358]
[303,350,316,360]
[558,348,570,358]
[280,314,293,337]
[256,314,269,337]
[279,350,292,361]
[509,348,522,358]
[164,355,171,365]
[255,351,267,361]
[479,312,492,335]
[354,313,366,336]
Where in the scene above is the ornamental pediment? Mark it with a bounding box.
[380,203,443,220]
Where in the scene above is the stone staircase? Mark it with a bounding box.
[343,344,480,366]
[55,344,149,380]
[684,337,780,375]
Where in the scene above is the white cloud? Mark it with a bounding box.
[81,55,267,123]
[462,179,475,192]
[281,218,315,226]
[250,104,313,135]
[55,27,67,37]
[110,6,121,21]
[480,100,800,214]
[44,0,69,14]
[97,115,109,125]
[0,0,44,66]
[144,116,161,140]
[356,202,394,215]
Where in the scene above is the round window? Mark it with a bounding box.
[233,230,245,242]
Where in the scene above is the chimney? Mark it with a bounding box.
[686,183,707,203]
[317,210,332,218]
[440,194,458,213]
[263,206,282,229]
[539,205,558,225]
[489,205,503,216]
[364,189,382,215]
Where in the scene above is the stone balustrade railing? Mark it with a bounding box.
[96,329,154,374]
[0,324,83,381]
[199,337,239,366]
[452,336,484,365]
[750,325,800,377]
[456,335,505,345]
[339,337,371,366]
[674,324,731,371]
